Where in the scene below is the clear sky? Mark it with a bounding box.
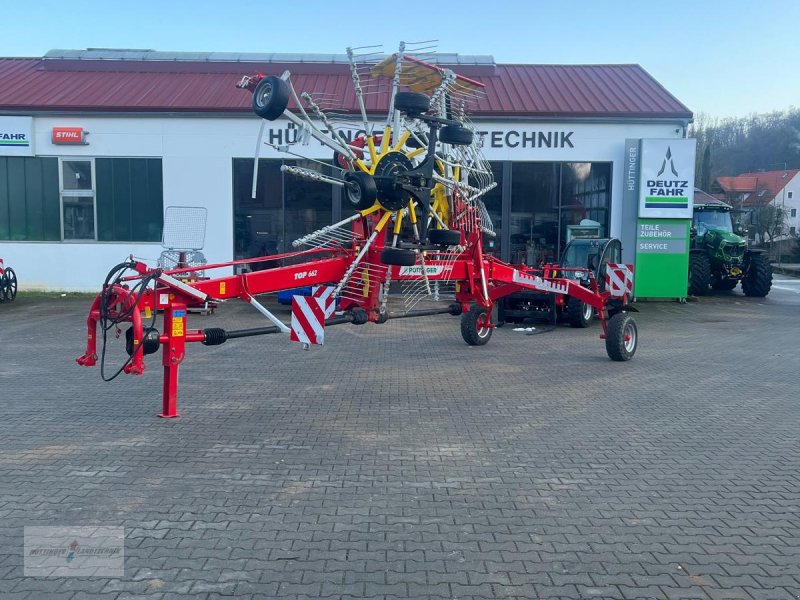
[2,0,798,119]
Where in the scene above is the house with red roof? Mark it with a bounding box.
[713,169,800,240]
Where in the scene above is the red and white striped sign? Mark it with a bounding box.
[312,285,336,318]
[290,295,327,346]
[605,263,634,297]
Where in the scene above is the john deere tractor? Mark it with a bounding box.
[688,198,772,297]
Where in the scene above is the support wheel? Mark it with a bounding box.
[688,253,711,296]
[350,307,369,325]
[252,75,290,120]
[381,248,417,266]
[344,171,377,210]
[566,296,593,328]
[605,312,637,361]
[461,304,493,346]
[394,92,430,115]
[742,253,772,297]
[2,267,16,302]
[439,125,474,146]
[428,229,461,246]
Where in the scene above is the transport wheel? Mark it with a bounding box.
[566,296,592,328]
[428,228,461,246]
[741,253,772,297]
[605,312,637,361]
[461,304,493,346]
[380,247,417,266]
[343,171,378,210]
[439,125,474,146]
[711,278,738,291]
[2,267,16,301]
[394,91,430,115]
[252,75,290,120]
[688,253,711,296]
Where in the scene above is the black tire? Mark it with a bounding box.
[428,228,461,246]
[461,304,493,346]
[380,247,417,266]
[711,278,738,291]
[343,171,377,210]
[605,312,637,361]
[350,307,369,325]
[394,91,430,115]
[439,125,474,146]
[2,267,16,301]
[742,253,772,297]
[566,296,593,328]
[688,252,711,296]
[252,75,290,120]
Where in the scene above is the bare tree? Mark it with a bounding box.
[751,204,789,256]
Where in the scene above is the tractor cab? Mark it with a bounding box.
[559,238,622,290]
[499,237,623,325]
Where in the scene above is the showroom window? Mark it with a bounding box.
[0,157,163,242]
[509,162,611,265]
[0,156,60,241]
[233,158,335,265]
[469,161,503,258]
[95,158,163,242]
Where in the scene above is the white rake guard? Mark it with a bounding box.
[605,264,634,298]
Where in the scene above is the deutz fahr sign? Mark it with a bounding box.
[638,138,696,219]
[0,116,33,156]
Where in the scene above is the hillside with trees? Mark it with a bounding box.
[689,108,800,191]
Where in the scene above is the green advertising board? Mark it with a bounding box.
[632,138,696,299]
[634,219,690,298]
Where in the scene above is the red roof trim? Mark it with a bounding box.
[0,57,693,119]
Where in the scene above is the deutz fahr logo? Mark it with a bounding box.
[0,132,29,146]
[645,146,689,209]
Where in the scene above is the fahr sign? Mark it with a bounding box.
[0,116,33,156]
[638,138,696,219]
[52,127,89,145]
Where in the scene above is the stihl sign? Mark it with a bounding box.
[52,127,88,145]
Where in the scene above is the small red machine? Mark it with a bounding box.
[78,43,638,418]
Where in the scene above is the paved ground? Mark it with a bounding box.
[1,280,799,600]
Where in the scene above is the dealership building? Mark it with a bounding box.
[0,49,693,291]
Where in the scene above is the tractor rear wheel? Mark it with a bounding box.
[605,312,637,361]
[711,278,738,291]
[688,252,711,295]
[252,75,290,121]
[742,253,772,297]
[566,296,593,328]
[460,304,493,346]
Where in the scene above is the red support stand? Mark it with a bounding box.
[159,303,186,418]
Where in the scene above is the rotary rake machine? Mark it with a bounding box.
[77,43,638,418]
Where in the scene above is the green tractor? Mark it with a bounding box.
[688,197,772,297]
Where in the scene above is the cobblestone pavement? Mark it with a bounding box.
[0,285,799,599]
